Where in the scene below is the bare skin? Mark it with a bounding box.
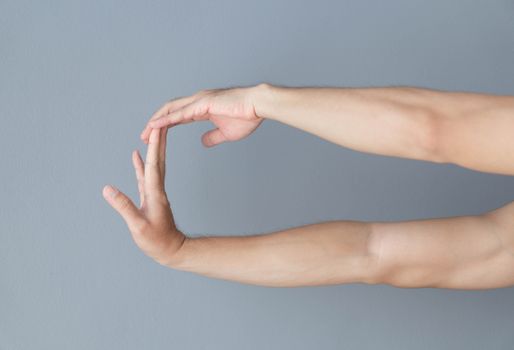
[105,84,514,289]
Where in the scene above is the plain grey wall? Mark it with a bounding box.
[1,0,514,349]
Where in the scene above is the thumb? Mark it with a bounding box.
[202,128,228,147]
[103,185,141,225]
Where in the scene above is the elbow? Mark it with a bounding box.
[377,267,446,289]
[363,223,446,288]
[414,107,447,164]
[362,223,389,286]
[368,257,446,288]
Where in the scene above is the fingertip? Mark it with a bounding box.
[201,132,211,147]
[133,149,144,166]
[149,127,160,144]
[141,126,152,142]
[201,129,226,148]
[201,137,213,148]
[103,185,119,200]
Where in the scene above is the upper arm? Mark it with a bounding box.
[370,202,514,289]
[434,93,514,175]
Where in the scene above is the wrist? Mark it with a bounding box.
[159,233,190,269]
[251,83,283,121]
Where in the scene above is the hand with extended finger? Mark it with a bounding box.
[140,85,267,147]
[103,128,186,267]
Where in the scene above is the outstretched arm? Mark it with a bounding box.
[256,85,514,175]
[170,204,514,289]
[142,84,514,175]
[105,128,514,289]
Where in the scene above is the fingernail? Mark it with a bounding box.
[103,185,118,199]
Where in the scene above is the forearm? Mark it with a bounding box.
[168,221,378,287]
[254,84,514,174]
[254,84,442,162]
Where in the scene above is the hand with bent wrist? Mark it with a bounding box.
[140,84,274,147]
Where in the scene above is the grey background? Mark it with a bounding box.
[1,0,514,349]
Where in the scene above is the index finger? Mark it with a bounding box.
[141,94,203,143]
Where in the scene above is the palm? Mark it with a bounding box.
[104,128,186,267]
[209,114,263,142]
[133,205,180,265]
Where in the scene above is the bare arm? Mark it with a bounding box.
[370,202,514,289]
[168,203,514,289]
[256,85,514,175]
[170,221,375,287]
[105,128,514,289]
[143,84,514,175]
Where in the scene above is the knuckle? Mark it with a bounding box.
[147,191,169,205]
[194,97,211,115]
[117,195,131,210]
[159,98,184,117]
[172,110,184,121]
[145,162,162,173]
[152,103,171,119]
